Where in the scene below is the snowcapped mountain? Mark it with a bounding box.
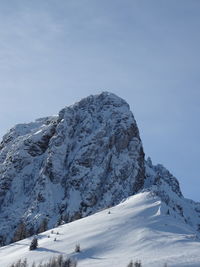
[0,92,200,266]
[0,92,145,245]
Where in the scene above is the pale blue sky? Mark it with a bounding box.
[0,0,199,200]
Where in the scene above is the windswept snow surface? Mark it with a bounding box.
[1,192,200,267]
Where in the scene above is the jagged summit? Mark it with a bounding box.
[69,91,130,108]
[0,92,200,248]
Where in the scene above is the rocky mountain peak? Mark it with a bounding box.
[0,92,200,247]
[0,92,145,245]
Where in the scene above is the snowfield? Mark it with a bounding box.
[1,191,200,267]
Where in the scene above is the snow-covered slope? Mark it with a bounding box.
[1,191,200,267]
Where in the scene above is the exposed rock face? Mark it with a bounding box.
[0,92,145,245]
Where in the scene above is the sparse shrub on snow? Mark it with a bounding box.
[127,260,142,267]
[29,237,38,250]
[166,209,170,215]
[9,258,28,267]
[134,260,142,267]
[75,244,80,253]
[37,255,77,267]
[127,260,133,267]
[10,255,77,267]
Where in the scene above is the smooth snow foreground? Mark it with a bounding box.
[1,192,200,267]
